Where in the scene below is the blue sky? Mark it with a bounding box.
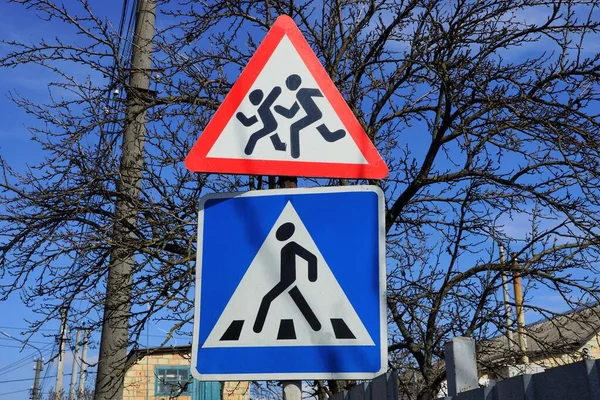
[0,2,191,398]
[0,3,65,397]
[1,0,599,398]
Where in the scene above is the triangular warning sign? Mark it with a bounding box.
[202,201,375,348]
[185,15,388,179]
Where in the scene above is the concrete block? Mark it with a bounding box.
[445,337,479,395]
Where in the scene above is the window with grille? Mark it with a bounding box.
[155,366,192,396]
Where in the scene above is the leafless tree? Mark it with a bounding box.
[1,0,600,399]
[45,388,94,400]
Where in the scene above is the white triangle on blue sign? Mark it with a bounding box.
[202,201,374,348]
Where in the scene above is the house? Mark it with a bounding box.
[478,304,600,379]
[426,305,600,399]
[123,345,249,400]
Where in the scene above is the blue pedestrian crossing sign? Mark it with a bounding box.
[191,186,387,381]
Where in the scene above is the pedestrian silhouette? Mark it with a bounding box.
[253,222,321,334]
[236,88,286,155]
[275,74,346,159]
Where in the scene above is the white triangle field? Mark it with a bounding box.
[206,35,368,165]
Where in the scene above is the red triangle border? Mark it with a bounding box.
[184,15,388,179]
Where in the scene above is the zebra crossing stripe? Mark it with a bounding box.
[277,319,296,340]
[219,317,356,342]
[331,319,356,339]
[220,320,244,341]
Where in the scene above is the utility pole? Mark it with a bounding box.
[56,307,68,398]
[499,245,514,351]
[78,329,90,399]
[283,381,302,400]
[32,358,42,400]
[95,0,156,398]
[512,254,529,364]
[68,329,82,400]
[0,331,43,400]
[277,177,302,400]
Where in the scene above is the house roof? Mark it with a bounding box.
[478,304,600,365]
[126,344,192,367]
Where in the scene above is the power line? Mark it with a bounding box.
[0,350,39,374]
[39,359,54,395]
[0,326,56,332]
[0,343,53,376]
[0,353,50,377]
[0,338,54,345]
[39,341,56,394]
[0,375,71,400]
[145,334,191,340]
[0,348,53,376]
[0,388,30,397]
[0,344,34,349]
[0,374,66,384]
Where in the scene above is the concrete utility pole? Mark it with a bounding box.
[499,245,514,351]
[512,254,529,364]
[55,307,68,397]
[0,332,43,400]
[78,329,90,398]
[283,380,302,400]
[95,0,156,398]
[68,329,82,400]
[32,358,43,400]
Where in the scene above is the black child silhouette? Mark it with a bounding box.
[236,88,286,155]
[275,74,346,159]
